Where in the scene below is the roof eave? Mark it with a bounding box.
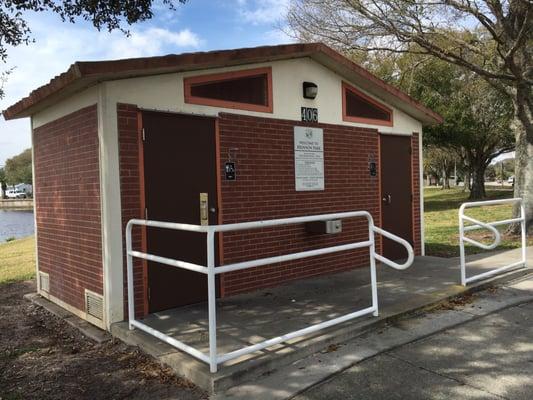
[2,42,442,125]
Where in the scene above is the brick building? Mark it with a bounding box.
[3,43,441,330]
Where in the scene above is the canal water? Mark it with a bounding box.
[0,210,35,242]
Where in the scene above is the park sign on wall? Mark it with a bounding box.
[294,126,324,191]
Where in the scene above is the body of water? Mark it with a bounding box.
[0,210,35,242]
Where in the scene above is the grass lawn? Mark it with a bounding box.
[0,236,36,284]
[424,187,532,257]
[0,190,529,283]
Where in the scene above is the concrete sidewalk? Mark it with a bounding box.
[112,247,532,395]
[293,276,533,400]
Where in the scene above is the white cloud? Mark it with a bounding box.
[0,16,204,164]
[106,28,203,59]
[237,0,290,25]
[263,28,295,44]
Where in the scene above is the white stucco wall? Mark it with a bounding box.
[102,57,422,135]
[32,86,99,128]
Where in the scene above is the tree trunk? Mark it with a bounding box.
[463,171,470,192]
[513,140,533,234]
[469,163,487,200]
[509,84,533,234]
[510,126,533,234]
[443,173,450,189]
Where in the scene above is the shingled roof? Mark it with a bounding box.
[2,42,442,124]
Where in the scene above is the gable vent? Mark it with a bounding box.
[39,272,50,293]
[85,290,104,321]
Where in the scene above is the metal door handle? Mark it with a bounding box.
[209,207,217,213]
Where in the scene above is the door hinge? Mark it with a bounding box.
[147,286,151,300]
[142,128,146,141]
[145,207,148,220]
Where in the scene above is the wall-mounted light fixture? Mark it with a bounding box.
[303,82,318,99]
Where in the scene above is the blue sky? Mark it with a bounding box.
[0,0,292,165]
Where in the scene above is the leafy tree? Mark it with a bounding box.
[4,149,32,185]
[0,0,188,97]
[489,158,515,183]
[424,146,458,189]
[355,51,514,199]
[287,0,532,230]
[431,74,514,198]
[486,164,497,181]
[0,68,13,99]
[494,158,515,181]
[0,167,7,199]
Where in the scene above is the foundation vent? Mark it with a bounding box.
[39,272,50,293]
[85,290,104,321]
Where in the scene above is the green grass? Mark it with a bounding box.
[0,190,528,282]
[0,236,36,284]
[424,187,531,257]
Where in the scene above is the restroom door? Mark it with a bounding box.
[380,134,413,260]
[142,111,218,312]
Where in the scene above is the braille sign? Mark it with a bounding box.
[369,161,377,176]
[225,162,236,180]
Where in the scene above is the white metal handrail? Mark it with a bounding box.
[126,211,414,373]
[459,198,527,285]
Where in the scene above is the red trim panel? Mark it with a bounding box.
[184,67,273,113]
[342,81,393,127]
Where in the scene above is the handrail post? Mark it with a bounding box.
[459,207,466,286]
[124,211,415,372]
[521,202,527,265]
[459,198,527,286]
[126,222,135,330]
[368,218,379,316]
[207,229,218,373]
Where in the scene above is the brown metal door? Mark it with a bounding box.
[380,134,413,260]
[142,111,217,313]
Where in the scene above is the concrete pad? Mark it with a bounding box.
[110,247,533,395]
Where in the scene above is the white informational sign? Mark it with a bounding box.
[294,126,324,191]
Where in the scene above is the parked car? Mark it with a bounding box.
[507,176,515,185]
[5,188,28,199]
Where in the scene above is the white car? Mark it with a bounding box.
[507,176,515,184]
[5,188,28,199]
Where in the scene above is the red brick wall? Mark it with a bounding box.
[412,132,422,256]
[116,103,145,318]
[218,113,381,296]
[33,105,103,311]
[116,108,422,312]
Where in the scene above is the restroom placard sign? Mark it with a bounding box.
[294,126,324,191]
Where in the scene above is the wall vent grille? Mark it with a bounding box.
[85,290,104,321]
[39,272,50,293]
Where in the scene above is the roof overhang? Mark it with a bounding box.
[2,43,442,125]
